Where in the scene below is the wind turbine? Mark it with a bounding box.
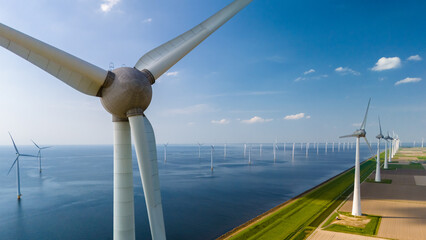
[325,141,328,153]
[8,133,37,199]
[375,117,384,182]
[224,143,227,158]
[0,0,253,239]
[316,142,319,155]
[300,142,303,150]
[248,145,252,165]
[340,98,372,216]
[198,143,203,159]
[305,142,309,157]
[210,145,214,171]
[163,143,168,163]
[385,132,393,163]
[244,143,247,158]
[422,138,424,149]
[259,144,262,157]
[332,142,335,152]
[31,140,52,173]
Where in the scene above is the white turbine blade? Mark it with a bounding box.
[360,98,371,130]
[7,156,19,175]
[134,0,252,80]
[8,132,19,154]
[20,154,38,157]
[0,23,109,96]
[31,139,41,149]
[41,146,53,149]
[339,133,357,138]
[128,115,166,240]
[378,116,383,136]
[363,137,373,155]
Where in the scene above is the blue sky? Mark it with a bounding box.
[0,0,425,145]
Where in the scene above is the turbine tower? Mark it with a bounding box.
[325,141,328,153]
[224,143,227,158]
[340,98,372,216]
[248,145,252,165]
[198,143,203,159]
[8,133,37,199]
[384,134,388,169]
[244,143,247,158]
[385,132,393,163]
[210,145,214,171]
[0,0,253,239]
[31,140,52,173]
[259,144,262,157]
[375,117,384,182]
[163,143,168,163]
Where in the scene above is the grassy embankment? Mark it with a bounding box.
[221,153,384,240]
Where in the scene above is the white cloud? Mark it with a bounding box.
[241,116,273,124]
[352,123,361,127]
[371,57,401,71]
[211,119,230,125]
[335,67,360,76]
[306,115,311,119]
[407,55,422,61]
[166,71,179,77]
[284,113,305,120]
[294,77,306,82]
[100,0,120,13]
[395,77,422,86]
[143,18,153,23]
[304,69,315,75]
[167,104,213,115]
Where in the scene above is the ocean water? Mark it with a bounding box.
[0,143,373,240]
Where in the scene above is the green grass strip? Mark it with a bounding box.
[324,212,381,236]
[365,178,392,184]
[225,158,377,240]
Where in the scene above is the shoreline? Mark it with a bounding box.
[218,157,372,239]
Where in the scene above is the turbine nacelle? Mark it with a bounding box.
[376,133,384,139]
[100,67,154,119]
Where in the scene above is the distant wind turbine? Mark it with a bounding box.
[248,145,252,165]
[0,0,253,237]
[316,142,319,155]
[259,144,262,157]
[163,143,168,163]
[31,140,52,173]
[198,143,203,158]
[385,132,393,163]
[244,144,247,158]
[210,145,214,171]
[224,143,227,158]
[340,98,373,216]
[305,142,309,157]
[300,142,303,150]
[8,133,37,199]
[332,142,335,152]
[375,117,384,182]
[422,138,424,149]
[325,141,328,153]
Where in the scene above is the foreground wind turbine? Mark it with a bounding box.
[340,98,372,216]
[375,117,384,182]
[0,0,253,239]
[8,133,37,199]
[31,140,52,173]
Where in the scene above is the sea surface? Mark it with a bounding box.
[0,143,374,240]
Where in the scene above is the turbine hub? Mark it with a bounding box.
[100,67,153,119]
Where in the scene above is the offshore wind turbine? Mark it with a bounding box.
[375,117,384,182]
[248,145,252,165]
[305,142,309,157]
[259,144,262,157]
[31,140,52,173]
[224,143,227,158]
[332,142,335,152]
[316,142,319,155]
[163,143,168,163]
[340,98,373,216]
[0,0,253,239]
[210,145,214,171]
[325,141,328,153]
[244,143,247,158]
[8,133,37,199]
[198,143,203,158]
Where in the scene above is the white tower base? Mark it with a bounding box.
[352,137,362,216]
